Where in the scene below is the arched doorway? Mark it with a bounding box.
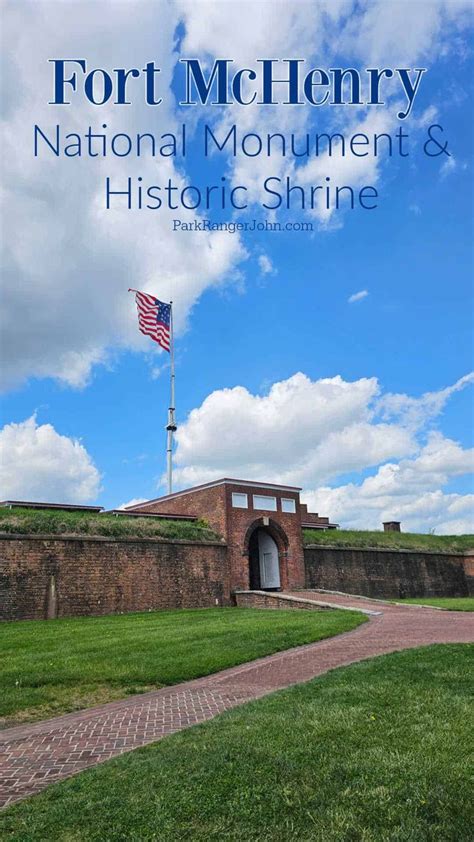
[248,528,281,590]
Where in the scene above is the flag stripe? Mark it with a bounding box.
[132,290,171,352]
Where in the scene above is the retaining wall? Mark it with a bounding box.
[2,534,472,621]
[233,590,326,611]
[0,534,229,620]
[304,545,473,598]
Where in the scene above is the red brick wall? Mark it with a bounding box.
[304,546,471,598]
[302,514,330,526]
[3,535,470,621]
[0,535,229,621]
[462,555,474,595]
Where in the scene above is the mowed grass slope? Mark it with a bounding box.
[2,645,472,841]
[0,507,220,541]
[303,528,474,553]
[394,597,474,611]
[0,608,365,726]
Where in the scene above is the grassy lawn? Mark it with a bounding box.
[394,597,474,611]
[303,528,474,553]
[1,645,472,841]
[0,608,365,727]
[0,507,220,541]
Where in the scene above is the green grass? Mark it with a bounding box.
[1,645,472,841]
[0,608,365,727]
[0,507,220,541]
[394,597,474,611]
[303,528,474,553]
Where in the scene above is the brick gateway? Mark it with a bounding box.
[125,478,336,594]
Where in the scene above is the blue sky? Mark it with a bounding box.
[1,1,473,532]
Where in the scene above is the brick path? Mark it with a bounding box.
[1,594,472,809]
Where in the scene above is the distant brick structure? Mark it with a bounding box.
[126,478,336,593]
[300,504,332,529]
[383,521,401,532]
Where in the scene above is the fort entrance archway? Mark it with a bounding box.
[245,518,289,590]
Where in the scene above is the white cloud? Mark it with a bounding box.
[0,415,101,503]
[150,362,170,381]
[378,372,474,429]
[1,1,246,391]
[176,0,473,227]
[173,372,415,488]
[258,254,275,276]
[118,498,148,510]
[170,371,473,533]
[296,107,398,225]
[338,0,473,66]
[303,433,474,532]
[177,2,397,224]
[348,289,369,303]
[303,483,474,535]
[176,0,329,208]
[440,155,457,179]
[2,1,472,389]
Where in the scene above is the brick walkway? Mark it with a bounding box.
[1,594,473,809]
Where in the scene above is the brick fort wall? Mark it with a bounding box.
[0,534,229,621]
[304,545,472,598]
[2,534,471,622]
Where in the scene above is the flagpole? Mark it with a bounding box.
[166,301,177,495]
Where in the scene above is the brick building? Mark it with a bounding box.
[126,478,336,593]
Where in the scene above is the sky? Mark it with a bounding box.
[1,0,473,533]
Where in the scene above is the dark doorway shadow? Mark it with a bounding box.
[248,530,261,589]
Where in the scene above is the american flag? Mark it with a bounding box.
[131,290,171,352]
